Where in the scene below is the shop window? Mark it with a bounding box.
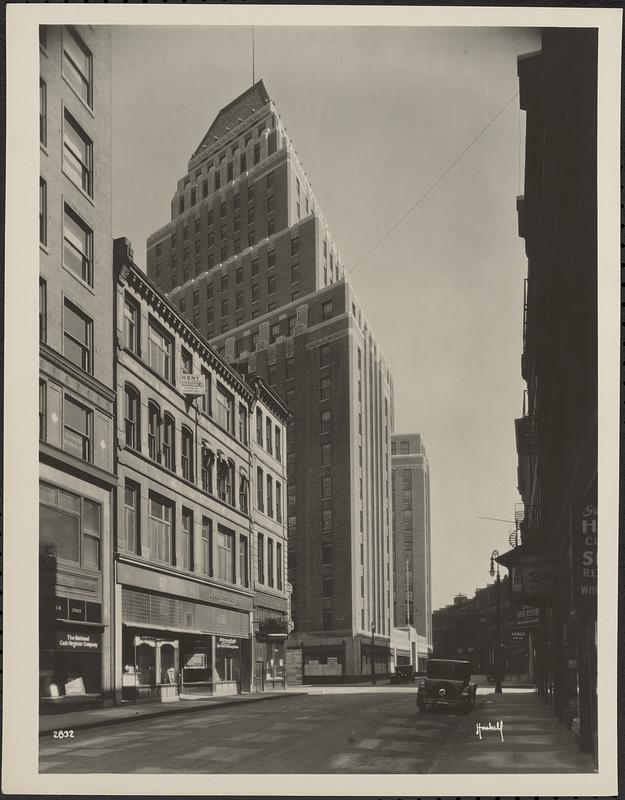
[215,637,240,683]
[181,508,194,571]
[123,482,139,554]
[148,494,173,564]
[39,482,100,569]
[124,385,140,451]
[216,526,235,583]
[63,395,92,462]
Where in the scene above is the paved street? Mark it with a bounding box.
[40,689,469,774]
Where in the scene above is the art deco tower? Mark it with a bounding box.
[147,80,395,678]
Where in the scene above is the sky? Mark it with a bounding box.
[111,24,541,611]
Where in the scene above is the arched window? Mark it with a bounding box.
[162,413,175,472]
[147,401,161,462]
[181,426,194,482]
[124,385,140,451]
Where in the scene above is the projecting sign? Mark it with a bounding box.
[180,373,206,396]
[573,500,597,607]
[514,604,540,630]
[520,554,555,597]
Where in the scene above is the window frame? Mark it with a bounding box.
[62,26,93,108]
[63,299,93,374]
[63,110,93,197]
[63,203,93,286]
[63,394,92,462]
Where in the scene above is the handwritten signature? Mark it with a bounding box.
[475,720,504,742]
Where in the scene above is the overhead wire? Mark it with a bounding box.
[347,90,521,277]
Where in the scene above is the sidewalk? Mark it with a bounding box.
[429,690,596,774]
[38,690,302,737]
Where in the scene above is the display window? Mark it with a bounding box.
[215,636,240,683]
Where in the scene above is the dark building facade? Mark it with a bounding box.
[432,579,529,679]
[499,29,598,757]
[391,434,432,664]
[146,81,395,679]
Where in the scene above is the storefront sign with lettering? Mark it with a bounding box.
[56,632,101,652]
[217,637,238,649]
[515,604,540,629]
[520,554,555,597]
[574,502,597,606]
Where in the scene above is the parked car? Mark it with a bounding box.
[416,659,477,713]
[390,664,415,684]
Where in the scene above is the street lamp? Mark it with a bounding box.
[371,621,376,685]
[489,550,503,694]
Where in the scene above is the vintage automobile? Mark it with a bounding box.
[416,659,477,713]
[390,664,416,684]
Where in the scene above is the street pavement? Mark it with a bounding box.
[38,688,595,774]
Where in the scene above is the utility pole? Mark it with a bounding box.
[490,550,503,694]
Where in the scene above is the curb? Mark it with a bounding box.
[38,691,305,738]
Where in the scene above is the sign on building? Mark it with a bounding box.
[520,553,555,597]
[179,373,205,396]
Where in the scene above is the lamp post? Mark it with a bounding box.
[371,621,376,685]
[489,550,503,694]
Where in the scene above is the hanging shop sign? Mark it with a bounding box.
[573,500,597,608]
[180,373,206,396]
[520,553,556,597]
[514,604,540,629]
[56,631,101,652]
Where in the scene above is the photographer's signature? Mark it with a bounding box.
[475,720,504,742]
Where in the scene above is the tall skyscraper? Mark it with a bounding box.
[39,25,115,709]
[391,434,432,663]
[146,80,395,679]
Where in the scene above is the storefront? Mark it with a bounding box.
[302,643,346,682]
[254,611,288,691]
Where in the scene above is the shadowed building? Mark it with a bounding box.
[146,80,395,679]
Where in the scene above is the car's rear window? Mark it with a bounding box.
[427,661,470,679]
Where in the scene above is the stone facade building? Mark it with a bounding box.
[146,80,395,679]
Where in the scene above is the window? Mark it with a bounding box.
[124,296,139,354]
[256,467,264,512]
[148,323,173,382]
[267,275,276,295]
[403,468,411,485]
[320,375,331,401]
[217,527,235,582]
[322,301,333,321]
[63,111,92,196]
[238,404,248,445]
[266,475,274,517]
[320,408,331,434]
[181,348,192,374]
[63,395,91,461]
[256,408,263,446]
[239,473,249,513]
[291,236,299,256]
[323,610,333,630]
[63,205,93,285]
[221,299,228,317]
[321,475,331,499]
[253,142,260,164]
[180,508,194,571]
[322,508,332,532]
[266,418,273,455]
[63,300,92,373]
[181,427,194,482]
[267,539,274,587]
[201,369,212,416]
[39,483,100,568]
[201,517,212,575]
[251,284,259,304]
[276,542,283,590]
[38,177,47,250]
[124,385,140,451]
[123,482,139,554]
[275,427,282,462]
[287,483,296,506]
[257,533,265,583]
[319,344,330,368]
[63,27,92,106]
[201,444,213,494]
[148,402,161,462]
[39,380,47,441]
[215,383,234,433]
[276,482,282,523]
[39,278,47,342]
[251,257,259,276]
[217,459,234,506]
[162,414,175,471]
[148,495,173,564]
[288,316,296,337]
[285,358,294,381]
[235,534,248,587]
[322,576,333,598]
[267,218,275,236]
[291,263,300,284]
[321,442,331,467]
[322,543,332,566]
